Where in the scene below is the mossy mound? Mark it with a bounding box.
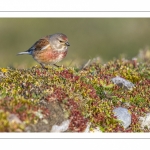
[0,58,150,132]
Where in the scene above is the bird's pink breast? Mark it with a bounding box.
[34,50,67,64]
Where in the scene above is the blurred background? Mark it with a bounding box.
[0,18,150,68]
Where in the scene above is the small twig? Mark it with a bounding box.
[81,59,91,70]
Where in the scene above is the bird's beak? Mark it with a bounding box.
[65,42,70,46]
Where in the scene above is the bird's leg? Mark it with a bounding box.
[40,63,48,70]
[53,64,60,67]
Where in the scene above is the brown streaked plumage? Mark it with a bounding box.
[17,33,70,69]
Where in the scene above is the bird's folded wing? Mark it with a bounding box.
[29,38,50,52]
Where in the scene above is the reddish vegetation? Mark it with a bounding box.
[0,56,150,132]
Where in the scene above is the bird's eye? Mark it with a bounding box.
[59,40,63,43]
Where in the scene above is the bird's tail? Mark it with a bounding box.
[17,51,31,55]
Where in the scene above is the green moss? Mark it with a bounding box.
[0,56,150,132]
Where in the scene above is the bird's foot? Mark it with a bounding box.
[53,64,60,67]
[40,63,48,70]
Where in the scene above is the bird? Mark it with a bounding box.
[17,33,70,69]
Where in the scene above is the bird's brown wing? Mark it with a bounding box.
[27,38,50,52]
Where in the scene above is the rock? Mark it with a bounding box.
[24,101,67,132]
[7,114,22,124]
[111,76,135,90]
[84,123,102,133]
[89,127,102,133]
[113,107,131,129]
[139,113,150,129]
[51,119,70,132]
